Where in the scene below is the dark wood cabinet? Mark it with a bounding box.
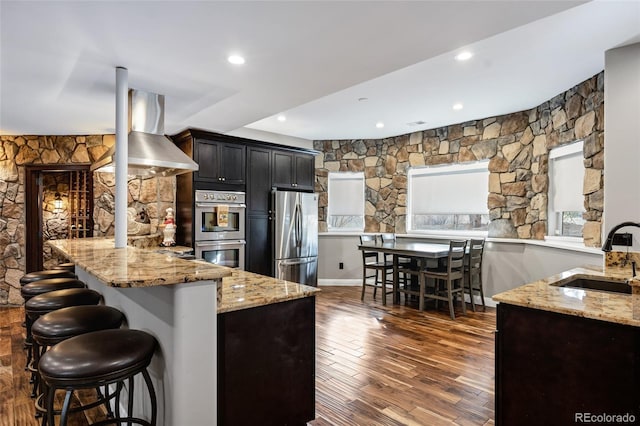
[218,296,316,425]
[496,303,640,425]
[272,150,314,191]
[173,129,317,270]
[194,139,245,185]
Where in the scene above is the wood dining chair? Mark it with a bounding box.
[465,238,486,312]
[359,235,394,305]
[420,240,468,320]
[380,233,417,304]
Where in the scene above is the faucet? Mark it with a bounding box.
[601,221,640,252]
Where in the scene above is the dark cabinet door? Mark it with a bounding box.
[294,153,315,190]
[247,147,272,214]
[194,140,219,182]
[246,214,271,276]
[272,150,294,188]
[219,143,245,185]
[194,139,245,185]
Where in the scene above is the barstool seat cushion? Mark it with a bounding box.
[52,263,75,272]
[39,329,157,387]
[21,278,85,298]
[32,306,125,344]
[20,270,76,285]
[25,288,101,315]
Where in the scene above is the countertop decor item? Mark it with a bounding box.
[160,207,176,247]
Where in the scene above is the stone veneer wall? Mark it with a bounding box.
[314,72,604,246]
[0,134,176,305]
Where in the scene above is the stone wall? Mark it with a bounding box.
[314,72,604,246]
[0,134,176,305]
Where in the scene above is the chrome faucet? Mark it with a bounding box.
[601,221,640,252]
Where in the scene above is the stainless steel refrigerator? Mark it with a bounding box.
[272,190,318,286]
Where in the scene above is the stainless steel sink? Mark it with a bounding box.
[553,277,631,294]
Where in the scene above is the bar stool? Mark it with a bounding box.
[32,305,126,419]
[52,263,76,273]
[39,329,158,426]
[21,278,86,371]
[20,270,77,287]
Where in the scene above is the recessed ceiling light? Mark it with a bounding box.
[227,55,245,65]
[277,115,286,122]
[455,51,473,61]
[376,122,384,128]
[453,103,464,110]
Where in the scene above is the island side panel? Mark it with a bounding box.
[218,296,316,425]
[76,267,219,426]
[496,303,640,425]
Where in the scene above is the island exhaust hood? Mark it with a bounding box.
[91,89,198,177]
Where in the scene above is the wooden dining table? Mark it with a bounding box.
[357,241,452,306]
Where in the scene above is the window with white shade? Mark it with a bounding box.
[408,161,490,233]
[328,172,364,231]
[548,141,585,238]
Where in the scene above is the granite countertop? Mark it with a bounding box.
[493,264,640,327]
[48,238,231,288]
[218,269,320,314]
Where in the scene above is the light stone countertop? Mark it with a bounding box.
[48,238,231,288]
[218,269,320,314]
[493,264,640,327]
[48,238,320,312]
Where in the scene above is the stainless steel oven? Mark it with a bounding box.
[195,239,246,269]
[194,190,246,241]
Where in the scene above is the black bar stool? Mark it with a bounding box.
[39,329,158,426]
[20,270,77,287]
[52,263,76,273]
[21,278,86,371]
[32,305,126,420]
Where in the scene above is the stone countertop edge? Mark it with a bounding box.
[218,269,321,314]
[47,238,231,288]
[492,265,640,327]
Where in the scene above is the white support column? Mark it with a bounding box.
[115,66,128,248]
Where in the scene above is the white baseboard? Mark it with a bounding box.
[318,279,360,286]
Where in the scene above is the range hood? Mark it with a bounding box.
[91,89,198,177]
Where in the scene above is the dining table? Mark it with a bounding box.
[357,240,452,307]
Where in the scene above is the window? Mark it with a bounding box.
[327,172,364,231]
[408,161,489,233]
[548,141,585,238]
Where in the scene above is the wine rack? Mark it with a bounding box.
[68,170,93,239]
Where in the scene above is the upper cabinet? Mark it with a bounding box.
[195,139,246,186]
[272,151,315,191]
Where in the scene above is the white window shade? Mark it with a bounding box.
[409,162,489,214]
[328,172,364,216]
[550,142,584,213]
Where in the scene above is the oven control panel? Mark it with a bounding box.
[195,190,245,204]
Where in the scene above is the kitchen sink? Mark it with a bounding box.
[552,277,631,294]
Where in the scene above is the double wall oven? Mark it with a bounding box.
[194,190,246,269]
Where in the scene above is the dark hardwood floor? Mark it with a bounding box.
[311,286,495,426]
[1,286,495,426]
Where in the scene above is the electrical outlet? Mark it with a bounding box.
[339,262,344,270]
[612,232,633,247]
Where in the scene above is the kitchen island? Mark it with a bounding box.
[493,264,640,426]
[48,238,320,426]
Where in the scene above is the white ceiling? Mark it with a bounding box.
[1,1,639,143]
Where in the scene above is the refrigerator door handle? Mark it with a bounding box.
[278,258,315,266]
[294,203,302,248]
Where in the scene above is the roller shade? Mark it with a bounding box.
[409,161,489,214]
[550,141,584,213]
[328,172,364,216]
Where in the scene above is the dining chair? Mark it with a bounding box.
[465,238,486,312]
[359,235,394,305]
[380,233,417,304]
[420,240,468,320]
